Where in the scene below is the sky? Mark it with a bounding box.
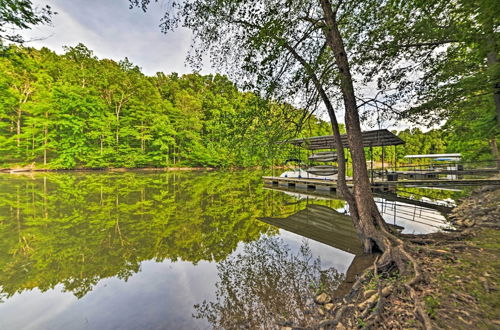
[18,0,417,129]
[21,0,207,76]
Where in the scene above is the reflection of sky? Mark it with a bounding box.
[0,260,217,329]
[0,230,350,330]
[374,198,451,234]
[278,230,355,274]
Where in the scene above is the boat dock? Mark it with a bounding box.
[263,175,500,192]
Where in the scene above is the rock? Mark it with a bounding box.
[336,323,346,330]
[363,289,376,299]
[315,293,331,304]
[479,277,490,292]
[318,307,325,316]
[325,303,335,311]
[463,219,475,227]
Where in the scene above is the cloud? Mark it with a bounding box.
[20,0,208,76]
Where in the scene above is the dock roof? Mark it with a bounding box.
[288,129,404,150]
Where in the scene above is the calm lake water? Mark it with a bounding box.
[0,171,465,329]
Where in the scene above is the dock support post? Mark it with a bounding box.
[382,145,385,181]
[370,144,374,184]
[394,145,397,172]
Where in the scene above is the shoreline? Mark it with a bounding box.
[0,166,217,174]
[0,165,287,174]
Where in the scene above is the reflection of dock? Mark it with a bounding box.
[259,204,364,255]
[264,184,452,214]
[375,192,453,213]
[258,204,376,299]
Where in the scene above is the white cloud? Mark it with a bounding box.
[20,0,209,76]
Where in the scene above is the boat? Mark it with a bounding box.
[306,165,338,176]
[308,151,337,162]
[279,168,338,180]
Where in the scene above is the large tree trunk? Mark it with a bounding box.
[281,44,357,214]
[319,0,390,252]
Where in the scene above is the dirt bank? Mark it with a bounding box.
[300,185,499,329]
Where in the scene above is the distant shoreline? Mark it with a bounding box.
[0,166,217,174]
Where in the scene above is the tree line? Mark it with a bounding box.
[1,43,489,170]
[0,44,333,169]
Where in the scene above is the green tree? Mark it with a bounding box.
[0,0,54,45]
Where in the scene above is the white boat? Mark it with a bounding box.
[279,168,337,180]
[308,151,337,162]
[306,165,338,176]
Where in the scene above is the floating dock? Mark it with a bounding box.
[263,176,500,192]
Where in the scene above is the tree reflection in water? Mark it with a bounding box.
[0,171,278,300]
[194,236,344,329]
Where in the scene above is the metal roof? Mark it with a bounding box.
[404,153,461,159]
[288,129,404,150]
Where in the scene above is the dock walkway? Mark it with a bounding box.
[263,176,500,192]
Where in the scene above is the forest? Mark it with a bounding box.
[0,44,492,169]
[0,44,334,169]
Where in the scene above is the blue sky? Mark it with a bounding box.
[21,0,205,76]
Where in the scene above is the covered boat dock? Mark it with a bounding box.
[265,129,500,190]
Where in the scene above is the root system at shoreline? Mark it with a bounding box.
[284,185,500,330]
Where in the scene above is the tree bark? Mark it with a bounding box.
[16,108,21,149]
[319,0,390,252]
[44,112,48,166]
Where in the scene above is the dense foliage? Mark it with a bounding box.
[0,44,332,168]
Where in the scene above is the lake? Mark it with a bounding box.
[0,170,463,329]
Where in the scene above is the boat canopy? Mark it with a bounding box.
[287,129,404,150]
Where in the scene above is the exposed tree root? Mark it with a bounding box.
[406,283,433,329]
[337,209,432,329]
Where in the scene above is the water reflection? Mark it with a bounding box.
[0,171,278,299]
[264,184,458,234]
[259,204,363,255]
[194,236,344,329]
[0,171,353,329]
[2,172,458,328]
